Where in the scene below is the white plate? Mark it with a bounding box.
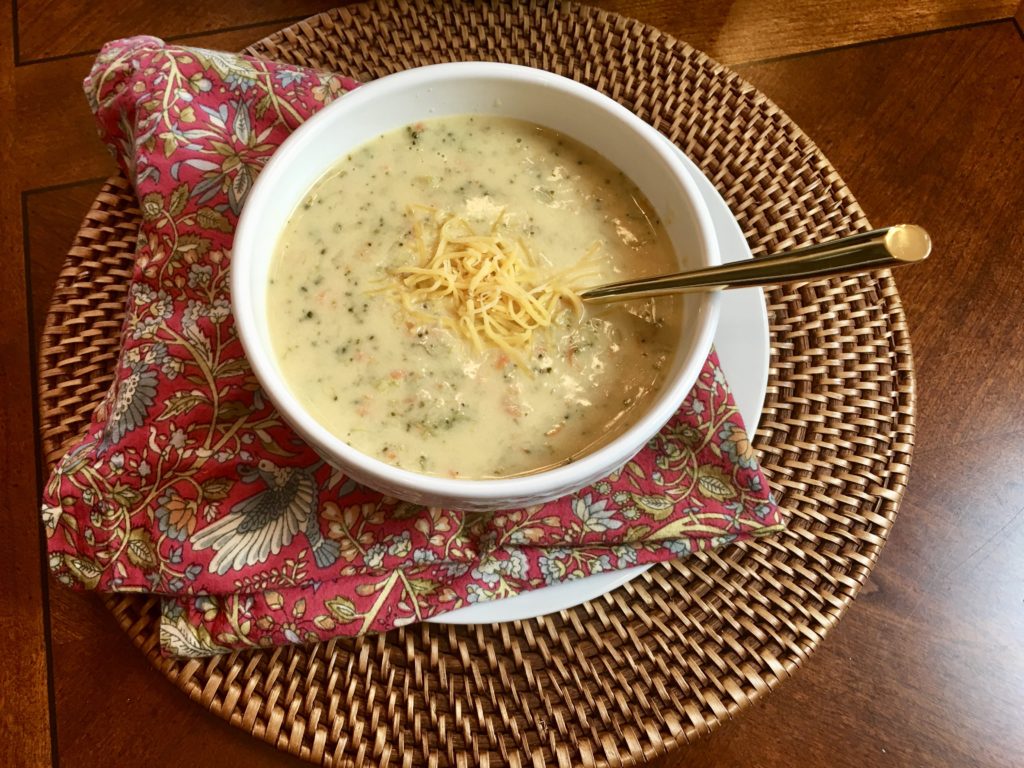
[430,144,770,624]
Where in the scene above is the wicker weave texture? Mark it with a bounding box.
[37,2,915,766]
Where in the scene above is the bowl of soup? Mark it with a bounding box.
[233,62,720,510]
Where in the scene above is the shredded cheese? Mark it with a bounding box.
[389,205,597,368]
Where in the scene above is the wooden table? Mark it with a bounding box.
[3,2,1023,766]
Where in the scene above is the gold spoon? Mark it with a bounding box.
[580,224,931,303]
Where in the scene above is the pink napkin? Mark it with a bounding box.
[42,37,784,657]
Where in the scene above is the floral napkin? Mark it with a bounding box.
[42,36,784,658]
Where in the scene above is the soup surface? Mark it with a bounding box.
[267,116,681,478]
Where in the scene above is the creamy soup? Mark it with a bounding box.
[267,116,681,479]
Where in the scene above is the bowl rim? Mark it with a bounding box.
[233,61,721,505]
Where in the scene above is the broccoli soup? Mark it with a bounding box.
[267,116,682,479]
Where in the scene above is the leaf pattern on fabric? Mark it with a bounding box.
[42,37,785,657]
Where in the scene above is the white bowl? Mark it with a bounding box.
[233,62,720,511]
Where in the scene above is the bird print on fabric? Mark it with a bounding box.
[192,459,339,575]
[99,363,159,451]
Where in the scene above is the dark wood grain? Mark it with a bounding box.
[14,0,338,62]
[14,0,1019,66]
[0,3,53,767]
[650,19,1024,768]
[597,0,1018,64]
[4,3,1023,768]
[12,19,340,190]
[735,21,1024,453]
[47,589,310,767]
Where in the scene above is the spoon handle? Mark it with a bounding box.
[580,224,931,303]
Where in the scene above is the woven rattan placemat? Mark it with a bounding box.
[38,2,915,765]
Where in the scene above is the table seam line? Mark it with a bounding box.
[22,186,61,768]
